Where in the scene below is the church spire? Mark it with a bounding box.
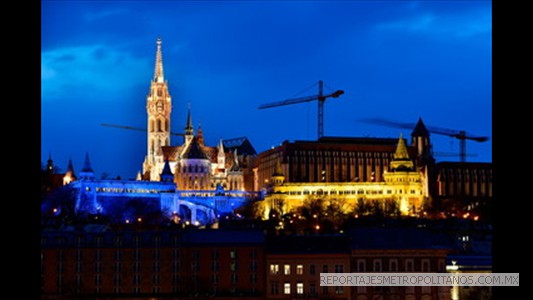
[185,105,194,135]
[153,37,164,83]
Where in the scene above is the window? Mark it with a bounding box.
[373,260,381,272]
[296,265,303,275]
[389,259,398,272]
[357,260,365,272]
[211,260,219,272]
[406,259,414,272]
[310,264,316,275]
[153,262,160,272]
[270,282,279,295]
[191,261,199,272]
[230,261,238,271]
[250,249,257,259]
[113,274,121,286]
[231,273,238,284]
[335,286,343,294]
[421,286,431,294]
[212,249,219,260]
[270,264,279,275]
[211,274,219,284]
[114,262,121,273]
[334,264,344,273]
[250,260,257,271]
[230,249,237,259]
[284,264,291,275]
[94,262,101,273]
[322,264,328,273]
[250,273,257,284]
[153,274,160,285]
[297,283,304,294]
[322,286,329,295]
[284,283,291,294]
[422,259,430,272]
[310,283,316,294]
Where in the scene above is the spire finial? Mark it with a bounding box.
[154,37,164,83]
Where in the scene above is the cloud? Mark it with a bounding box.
[41,45,149,101]
[375,7,491,39]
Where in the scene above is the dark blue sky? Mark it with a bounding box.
[42,1,492,179]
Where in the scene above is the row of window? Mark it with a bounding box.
[269,264,343,275]
[270,282,343,295]
[286,189,421,196]
[269,260,440,274]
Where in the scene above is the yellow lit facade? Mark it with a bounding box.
[259,134,427,218]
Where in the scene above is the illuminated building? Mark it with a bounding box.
[254,117,492,217]
[44,153,254,226]
[141,38,257,191]
[259,134,427,217]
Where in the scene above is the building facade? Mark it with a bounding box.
[258,135,428,218]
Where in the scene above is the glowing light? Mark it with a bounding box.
[194,221,200,226]
[137,217,142,222]
[315,225,320,230]
[52,208,58,213]
[462,213,469,219]
[185,221,190,225]
[125,219,130,224]
[312,214,317,218]
[473,216,479,221]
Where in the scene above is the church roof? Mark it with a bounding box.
[412,117,430,137]
[223,137,257,156]
[183,137,209,159]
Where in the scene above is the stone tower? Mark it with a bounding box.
[143,38,172,181]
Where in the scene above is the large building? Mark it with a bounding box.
[140,38,256,192]
[254,118,492,218]
[258,134,428,218]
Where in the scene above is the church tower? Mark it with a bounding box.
[143,38,172,181]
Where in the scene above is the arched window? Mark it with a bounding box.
[149,119,155,133]
[165,119,169,132]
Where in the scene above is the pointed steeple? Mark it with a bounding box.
[197,123,204,146]
[393,133,410,160]
[160,159,174,182]
[390,134,414,171]
[66,158,76,177]
[411,117,430,137]
[185,105,194,136]
[153,37,164,83]
[79,152,95,181]
[81,152,93,173]
[46,152,54,174]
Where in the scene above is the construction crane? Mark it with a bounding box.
[101,123,185,136]
[258,80,344,139]
[360,118,489,163]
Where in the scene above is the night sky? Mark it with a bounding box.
[41,1,492,179]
